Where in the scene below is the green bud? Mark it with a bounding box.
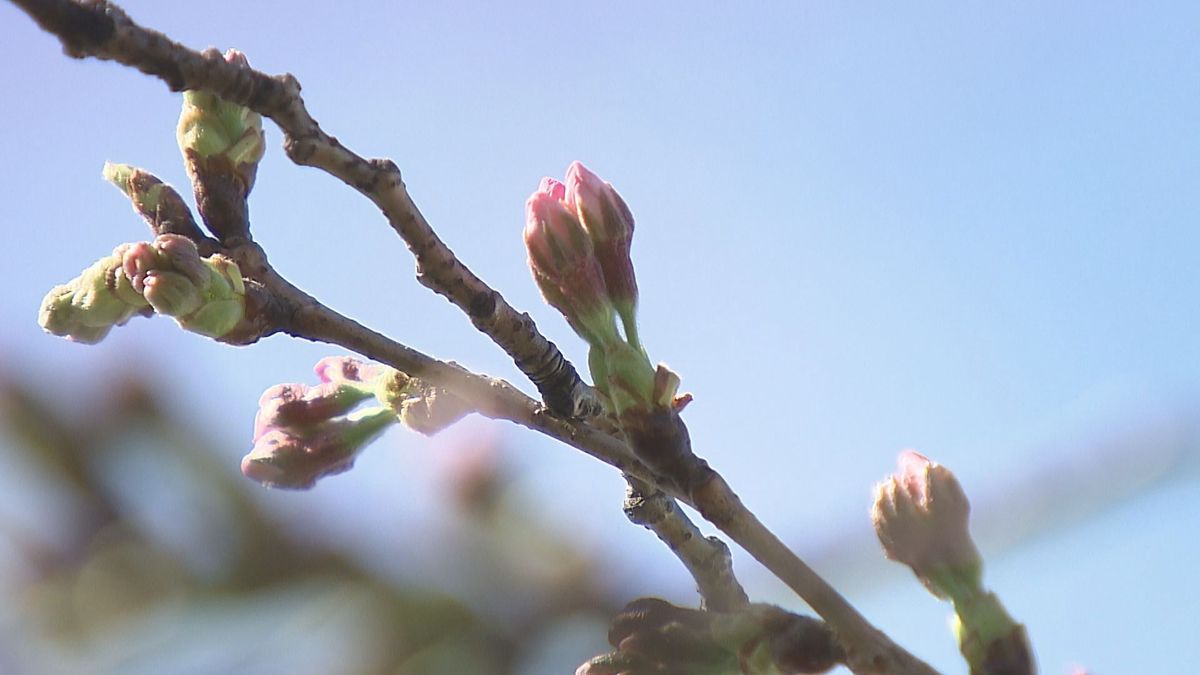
[37,251,151,344]
[603,340,657,416]
[242,405,397,490]
[142,270,203,318]
[102,161,166,216]
[126,236,246,338]
[103,161,206,241]
[170,255,246,337]
[39,235,248,345]
[176,51,266,197]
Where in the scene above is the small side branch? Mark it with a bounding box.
[623,477,748,612]
[690,471,940,675]
[249,264,646,480]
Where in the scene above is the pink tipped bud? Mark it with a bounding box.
[524,189,617,346]
[566,163,636,286]
[224,48,249,68]
[253,381,373,438]
[564,162,641,347]
[538,176,566,202]
[313,355,391,386]
[566,161,635,245]
[242,406,395,490]
[872,450,982,598]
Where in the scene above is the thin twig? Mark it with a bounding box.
[689,471,939,675]
[623,476,749,612]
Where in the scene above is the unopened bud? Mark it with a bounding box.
[872,450,982,599]
[565,161,640,347]
[177,50,265,241]
[176,50,265,196]
[602,340,657,416]
[37,248,151,344]
[873,451,1033,674]
[118,235,247,338]
[524,188,620,349]
[104,162,165,213]
[241,406,396,489]
[254,381,375,440]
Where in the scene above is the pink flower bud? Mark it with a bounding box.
[538,176,566,202]
[240,427,339,489]
[872,450,982,598]
[241,412,389,490]
[524,188,617,346]
[224,48,250,68]
[253,381,372,438]
[314,355,391,386]
[565,161,637,306]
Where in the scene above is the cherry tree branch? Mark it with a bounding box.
[11,2,942,672]
[13,0,597,420]
[624,476,749,612]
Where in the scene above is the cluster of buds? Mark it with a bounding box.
[241,356,474,489]
[524,162,659,416]
[176,49,266,239]
[872,451,1033,675]
[577,598,843,675]
[38,234,246,343]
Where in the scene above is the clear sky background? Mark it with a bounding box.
[2,2,1198,673]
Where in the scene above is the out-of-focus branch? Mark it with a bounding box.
[580,597,846,675]
[623,476,748,612]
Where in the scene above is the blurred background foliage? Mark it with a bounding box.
[1,356,1196,674]
[0,366,625,674]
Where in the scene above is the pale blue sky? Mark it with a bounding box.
[2,2,1198,673]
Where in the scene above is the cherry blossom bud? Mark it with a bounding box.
[177,50,265,241]
[176,50,265,196]
[39,235,248,344]
[38,247,151,344]
[119,235,247,338]
[871,450,982,598]
[241,406,396,489]
[524,188,620,348]
[565,161,640,346]
[253,381,374,439]
[873,451,1033,675]
[102,162,204,240]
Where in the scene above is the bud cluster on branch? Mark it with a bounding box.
[14,3,1044,672]
[38,234,246,343]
